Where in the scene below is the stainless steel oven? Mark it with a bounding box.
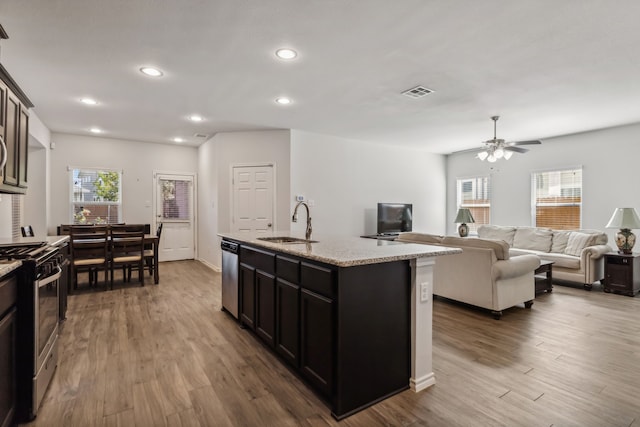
[4,243,63,422]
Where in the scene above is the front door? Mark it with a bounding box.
[232,165,274,234]
[154,173,195,261]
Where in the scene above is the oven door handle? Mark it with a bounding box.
[38,266,63,288]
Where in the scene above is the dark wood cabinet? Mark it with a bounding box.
[3,93,19,187]
[236,242,410,420]
[300,288,333,396]
[0,64,32,194]
[255,271,276,347]
[604,252,640,296]
[276,278,299,366]
[239,264,256,328]
[239,246,275,343]
[0,274,18,427]
[275,254,301,367]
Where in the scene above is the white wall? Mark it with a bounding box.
[49,133,198,235]
[23,111,51,238]
[197,130,291,269]
[290,130,447,237]
[447,122,640,243]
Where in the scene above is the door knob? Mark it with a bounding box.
[268,223,272,227]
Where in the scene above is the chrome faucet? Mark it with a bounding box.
[292,201,312,240]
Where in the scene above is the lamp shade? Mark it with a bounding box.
[454,208,475,224]
[605,208,640,229]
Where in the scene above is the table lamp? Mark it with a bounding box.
[454,208,475,237]
[605,207,640,254]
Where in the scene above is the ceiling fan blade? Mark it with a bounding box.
[509,140,542,146]
[504,146,529,154]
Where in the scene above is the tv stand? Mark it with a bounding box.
[361,234,398,241]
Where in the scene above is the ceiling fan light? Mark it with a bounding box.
[504,151,513,160]
[487,154,497,163]
[494,147,504,159]
[477,151,489,161]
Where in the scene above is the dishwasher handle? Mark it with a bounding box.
[221,240,238,254]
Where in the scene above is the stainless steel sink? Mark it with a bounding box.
[257,236,318,244]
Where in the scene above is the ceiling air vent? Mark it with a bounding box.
[402,85,434,99]
[193,133,209,139]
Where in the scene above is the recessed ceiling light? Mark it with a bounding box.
[173,137,185,143]
[189,115,204,122]
[275,97,292,105]
[89,127,103,134]
[80,98,98,105]
[140,67,163,77]
[275,48,297,60]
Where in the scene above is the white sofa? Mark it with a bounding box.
[396,233,540,319]
[477,225,611,290]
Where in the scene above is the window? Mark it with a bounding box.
[456,176,491,234]
[70,168,122,224]
[532,167,582,230]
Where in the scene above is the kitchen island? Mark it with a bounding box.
[219,232,461,420]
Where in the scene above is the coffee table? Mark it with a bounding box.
[535,260,554,294]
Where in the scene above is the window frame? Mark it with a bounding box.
[69,167,123,224]
[531,166,583,230]
[456,175,491,235]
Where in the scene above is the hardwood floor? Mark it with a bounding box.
[23,261,640,427]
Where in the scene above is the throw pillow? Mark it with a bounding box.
[551,231,571,253]
[477,225,517,246]
[564,232,597,257]
[513,227,553,252]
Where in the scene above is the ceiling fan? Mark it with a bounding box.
[477,116,541,162]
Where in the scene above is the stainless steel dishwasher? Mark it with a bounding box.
[221,240,239,319]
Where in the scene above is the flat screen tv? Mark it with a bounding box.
[377,203,413,235]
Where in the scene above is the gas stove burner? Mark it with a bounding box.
[0,242,48,260]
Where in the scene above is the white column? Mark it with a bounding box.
[409,256,436,392]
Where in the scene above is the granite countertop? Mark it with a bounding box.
[0,235,69,247]
[219,231,461,267]
[0,260,22,278]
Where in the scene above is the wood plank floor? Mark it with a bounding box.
[22,261,640,427]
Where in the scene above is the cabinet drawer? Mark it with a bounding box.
[301,262,334,298]
[240,246,275,275]
[607,256,632,266]
[276,255,299,284]
[0,275,17,318]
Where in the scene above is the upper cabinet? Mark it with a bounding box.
[0,63,33,194]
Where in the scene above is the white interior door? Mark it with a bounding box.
[232,165,274,234]
[155,173,195,261]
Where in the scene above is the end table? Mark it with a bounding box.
[603,252,640,297]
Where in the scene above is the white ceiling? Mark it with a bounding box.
[2,0,640,153]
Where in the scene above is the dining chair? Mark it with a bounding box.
[109,224,145,289]
[21,225,35,237]
[143,222,162,278]
[69,225,109,290]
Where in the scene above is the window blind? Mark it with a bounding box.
[456,176,491,234]
[532,168,582,230]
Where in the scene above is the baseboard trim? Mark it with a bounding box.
[410,372,436,392]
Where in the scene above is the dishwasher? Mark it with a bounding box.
[221,240,239,319]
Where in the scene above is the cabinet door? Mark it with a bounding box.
[0,307,17,427]
[18,106,28,187]
[276,278,300,367]
[239,264,256,329]
[255,270,276,347]
[300,289,333,397]
[3,93,19,186]
[0,80,6,139]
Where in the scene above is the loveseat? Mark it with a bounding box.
[477,225,611,289]
[396,233,540,319]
